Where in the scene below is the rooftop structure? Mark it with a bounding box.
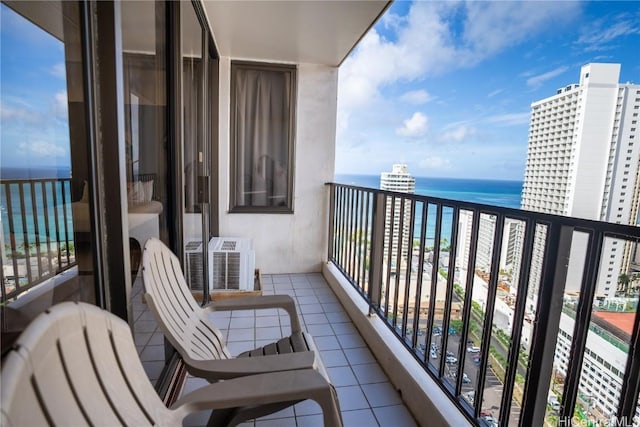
[380,163,416,193]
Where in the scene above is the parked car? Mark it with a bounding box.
[446,355,457,364]
[462,373,471,384]
[466,391,475,404]
[480,415,498,427]
[548,392,561,411]
[467,346,481,353]
[430,350,438,359]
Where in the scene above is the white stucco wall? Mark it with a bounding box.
[217,58,338,273]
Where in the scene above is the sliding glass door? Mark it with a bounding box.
[181,1,218,301]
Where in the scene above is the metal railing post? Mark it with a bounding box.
[368,192,386,315]
[327,183,335,262]
[521,224,573,426]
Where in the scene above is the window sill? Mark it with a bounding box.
[228,206,294,214]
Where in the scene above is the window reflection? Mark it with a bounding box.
[0,1,95,343]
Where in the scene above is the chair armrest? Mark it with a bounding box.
[204,295,301,333]
[184,351,316,380]
[171,369,342,426]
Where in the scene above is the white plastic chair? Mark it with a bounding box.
[0,302,343,426]
[141,237,325,380]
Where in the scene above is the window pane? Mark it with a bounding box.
[120,0,169,383]
[1,2,96,338]
[231,63,294,211]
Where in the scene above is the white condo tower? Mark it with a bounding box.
[380,164,415,261]
[517,63,640,302]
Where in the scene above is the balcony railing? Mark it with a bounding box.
[327,182,640,426]
[1,178,76,301]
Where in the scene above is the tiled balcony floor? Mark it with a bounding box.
[133,273,417,426]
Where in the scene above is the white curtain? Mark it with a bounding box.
[234,67,291,207]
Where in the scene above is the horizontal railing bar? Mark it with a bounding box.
[325,182,640,238]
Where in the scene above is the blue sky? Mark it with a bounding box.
[336,1,640,180]
[2,2,638,179]
[0,3,69,170]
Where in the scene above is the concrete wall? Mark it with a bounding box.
[217,58,338,273]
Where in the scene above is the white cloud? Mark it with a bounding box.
[487,89,503,98]
[0,103,40,124]
[338,1,580,116]
[53,91,68,120]
[526,66,569,88]
[440,125,475,142]
[396,112,428,138]
[577,14,640,52]
[400,89,433,105]
[486,112,531,127]
[461,2,579,59]
[380,10,405,33]
[17,141,66,157]
[50,63,66,79]
[338,2,464,110]
[419,156,450,170]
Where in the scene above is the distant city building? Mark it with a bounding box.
[513,63,640,303]
[380,164,416,193]
[456,212,520,283]
[555,305,639,423]
[380,164,415,261]
[513,63,640,422]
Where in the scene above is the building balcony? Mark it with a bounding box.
[128,182,640,426]
[4,180,640,427]
[131,273,418,426]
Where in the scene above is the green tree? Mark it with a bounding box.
[440,237,450,251]
[618,273,631,295]
[449,319,463,333]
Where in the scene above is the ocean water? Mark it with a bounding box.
[335,174,523,209]
[1,167,74,249]
[334,174,523,244]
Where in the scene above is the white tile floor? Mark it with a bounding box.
[133,273,417,426]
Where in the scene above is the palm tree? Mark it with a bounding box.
[617,273,631,296]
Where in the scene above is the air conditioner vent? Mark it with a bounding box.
[184,240,204,291]
[220,241,237,251]
[208,237,254,291]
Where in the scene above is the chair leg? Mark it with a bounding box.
[208,401,301,427]
[205,390,342,427]
[206,407,235,426]
[320,384,343,427]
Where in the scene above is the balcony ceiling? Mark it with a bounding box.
[201,0,391,66]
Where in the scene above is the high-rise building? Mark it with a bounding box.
[517,63,640,302]
[380,164,415,261]
[512,63,640,421]
[380,164,416,193]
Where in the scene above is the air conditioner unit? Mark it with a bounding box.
[184,239,204,291]
[208,237,255,291]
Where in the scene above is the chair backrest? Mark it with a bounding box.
[1,302,172,426]
[142,238,231,362]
